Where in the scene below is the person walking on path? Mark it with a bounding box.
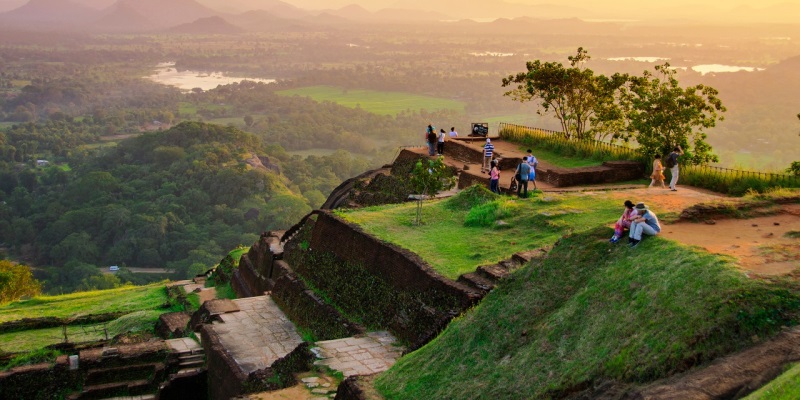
[489,160,500,193]
[526,149,538,190]
[449,127,458,138]
[437,129,446,155]
[426,129,437,156]
[628,202,661,248]
[610,200,637,243]
[515,157,531,198]
[667,146,683,191]
[649,155,666,189]
[481,138,495,173]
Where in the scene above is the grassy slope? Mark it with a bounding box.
[0,283,168,323]
[276,85,466,116]
[375,228,800,399]
[336,191,621,279]
[745,363,800,400]
[0,310,164,353]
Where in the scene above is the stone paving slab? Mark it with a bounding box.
[165,337,203,354]
[312,331,404,377]
[209,296,304,375]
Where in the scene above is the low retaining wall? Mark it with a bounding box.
[0,342,171,399]
[537,161,644,187]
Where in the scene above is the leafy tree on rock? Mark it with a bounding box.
[622,63,726,164]
[502,48,627,140]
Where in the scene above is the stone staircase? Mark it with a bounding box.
[457,249,546,294]
[67,351,167,400]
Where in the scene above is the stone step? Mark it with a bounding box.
[477,263,510,281]
[178,359,205,369]
[178,354,204,362]
[84,363,161,386]
[512,249,547,265]
[457,272,496,293]
[498,259,519,272]
[68,379,153,400]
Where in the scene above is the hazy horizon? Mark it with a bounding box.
[1,0,799,24]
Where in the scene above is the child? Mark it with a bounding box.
[649,155,666,189]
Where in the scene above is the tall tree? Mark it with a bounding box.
[502,48,626,140]
[622,63,726,164]
[0,261,42,304]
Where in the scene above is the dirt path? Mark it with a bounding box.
[606,187,799,275]
[661,208,800,276]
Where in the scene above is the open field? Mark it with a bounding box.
[276,85,466,116]
[0,283,168,323]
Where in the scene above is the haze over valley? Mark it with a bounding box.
[0,0,798,291]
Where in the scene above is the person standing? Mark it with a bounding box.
[482,138,494,173]
[667,146,683,191]
[489,160,500,193]
[437,129,446,155]
[526,149,538,190]
[515,157,531,198]
[649,154,666,189]
[427,129,437,156]
[449,127,458,138]
[628,203,661,248]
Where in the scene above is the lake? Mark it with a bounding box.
[147,62,275,91]
[606,58,764,75]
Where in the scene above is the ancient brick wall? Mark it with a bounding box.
[308,212,478,309]
[200,325,247,400]
[271,273,366,340]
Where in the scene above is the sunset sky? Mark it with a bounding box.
[0,0,797,23]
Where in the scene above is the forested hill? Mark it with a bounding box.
[2,122,311,293]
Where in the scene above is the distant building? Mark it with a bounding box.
[36,159,49,167]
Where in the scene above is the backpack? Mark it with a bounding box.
[665,153,676,168]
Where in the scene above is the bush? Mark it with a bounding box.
[445,185,498,211]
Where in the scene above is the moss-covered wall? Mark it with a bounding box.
[283,211,480,349]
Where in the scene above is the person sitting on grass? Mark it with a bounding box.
[610,200,636,243]
[628,202,661,248]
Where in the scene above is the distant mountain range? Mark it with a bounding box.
[1,0,796,34]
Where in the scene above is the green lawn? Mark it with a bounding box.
[0,122,15,129]
[0,310,163,353]
[276,85,466,116]
[745,363,800,400]
[525,146,604,168]
[375,226,800,399]
[0,284,168,323]
[336,189,621,279]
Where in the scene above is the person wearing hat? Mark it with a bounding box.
[628,202,661,248]
[482,138,494,173]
